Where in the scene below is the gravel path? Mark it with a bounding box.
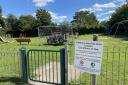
[29,62,81,85]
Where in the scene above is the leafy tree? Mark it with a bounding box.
[85,13,98,29]
[0,5,5,35]
[0,18,5,28]
[110,4,128,25]
[0,5,5,28]
[72,11,98,34]
[36,9,52,26]
[72,11,88,28]
[72,11,98,28]
[6,14,18,31]
[109,4,128,35]
[60,21,72,34]
[0,5,2,17]
[16,15,37,32]
[99,21,108,29]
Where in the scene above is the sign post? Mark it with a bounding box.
[74,35,103,85]
[92,34,98,85]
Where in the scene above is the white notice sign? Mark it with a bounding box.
[74,40,103,75]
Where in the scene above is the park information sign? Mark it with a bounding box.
[74,40,103,75]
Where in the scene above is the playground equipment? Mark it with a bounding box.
[109,20,128,36]
[16,38,31,45]
[0,34,13,43]
[38,26,71,44]
[0,36,7,43]
[16,34,31,44]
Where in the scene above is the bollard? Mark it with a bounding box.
[93,34,98,41]
[19,47,28,83]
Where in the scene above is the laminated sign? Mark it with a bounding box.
[74,40,103,75]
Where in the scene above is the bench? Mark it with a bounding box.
[16,38,31,44]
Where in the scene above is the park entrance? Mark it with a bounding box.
[26,49,66,85]
[0,41,128,85]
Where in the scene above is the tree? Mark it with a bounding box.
[6,14,38,37]
[72,11,98,34]
[110,4,128,25]
[99,21,108,29]
[0,18,5,28]
[0,5,2,17]
[6,14,18,31]
[16,15,37,32]
[0,5,5,28]
[109,4,128,35]
[85,13,98,29]
[72,11,98,28]
[60,21,72,34]
[72,11,88,28]
[36,9,52,26]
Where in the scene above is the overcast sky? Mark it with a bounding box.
[0,0,126,23]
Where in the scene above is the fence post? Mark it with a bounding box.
[65,45,68,85]
[92,34,98,85]
[19,47,28,83]
[60,48,65,85]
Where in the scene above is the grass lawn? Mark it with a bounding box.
[0,34,128,85]
[69,34,128,85]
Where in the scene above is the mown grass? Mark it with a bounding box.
[0,34,128,85]
[68,34,128,85]
[0,37,64,85]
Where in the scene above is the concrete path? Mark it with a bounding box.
[29,62,81,85]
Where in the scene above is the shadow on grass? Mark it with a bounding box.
[16,43,65,47]
[0,77,27,85]
[110,35,128,41]
[43,43,65,46]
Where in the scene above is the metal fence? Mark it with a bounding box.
[0,45,128,85]
[68,44,128,85]
[0,48,21,78]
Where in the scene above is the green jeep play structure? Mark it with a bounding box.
[38,26,70,44]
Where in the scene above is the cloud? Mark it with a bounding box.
[32,0,54,7]
[79,7,103,12]
[2,16,7,18]
[79,0,125,21]
[32,11,67,23]
[98,16,110,22]
[114,0,126,7]
[96,0,125,21]
[79,8,93,12]
[49,11,67,23]
[97,10,115,18]
[97,10,115,21]
[79,2,117,13]
[32,12,36,17]
[93,3,117,9]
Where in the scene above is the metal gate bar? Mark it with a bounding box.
[27,49,65,85]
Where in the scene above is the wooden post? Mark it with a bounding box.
[92,34,98,85]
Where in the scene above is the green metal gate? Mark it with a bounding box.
[26,49,66,85]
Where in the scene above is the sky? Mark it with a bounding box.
[0,0,126,23]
